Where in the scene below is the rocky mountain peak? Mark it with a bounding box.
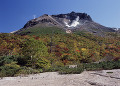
[23,12,93,29]
[52,11,92,22]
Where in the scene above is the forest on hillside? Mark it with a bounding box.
[0,32,120,76]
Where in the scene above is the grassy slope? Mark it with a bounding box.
[17,26,66,36]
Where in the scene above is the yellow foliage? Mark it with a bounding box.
[81,48,87,51]
[59,42,66,48]
[5,62,20,68]
[95,51,100,56]
[74,41,79,51]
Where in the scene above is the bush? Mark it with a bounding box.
[17,56,29,66]
[0,55,18,66]
[59,66,84,74]
[46,66,61,72]
[0,62,20,77]
[114,61,120,68]
[83,63,102,71]
[15,67,40,76]
[100,61,115,70]
[47,61,120,74]
[83,61,120,71]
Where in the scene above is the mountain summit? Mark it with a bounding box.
[23,11,92,28]
[15,12,115,35]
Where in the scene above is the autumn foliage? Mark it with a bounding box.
[0,32,120,76]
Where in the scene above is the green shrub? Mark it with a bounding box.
[16,67,40,76]
[59,66,84,74]
[0,55,18,66]
[17,56,28,66]
[53,61,64,67]
[83,63,102,71]
[113,61,120,69]
[83,61,120,71]
[100,61,115,70]
[0,62,20,77]
[46,66,60,72]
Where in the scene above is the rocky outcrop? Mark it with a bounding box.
[23,14,61,28]
[52,11,92,22]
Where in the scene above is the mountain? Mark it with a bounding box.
[15,11,116,36]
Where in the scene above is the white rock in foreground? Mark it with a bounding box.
[0,69,120,86]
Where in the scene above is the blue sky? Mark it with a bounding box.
[0,0,120,33]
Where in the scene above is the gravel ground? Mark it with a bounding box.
[0,69,120,86]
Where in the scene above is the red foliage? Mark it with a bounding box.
[33,35,36,37]
[56,45,60,48]
[63,59,68,65]
[64,48,69,51]
[55,52,62,57]
[66,53,71,55]
[35,36,40,40]
[76,50,80,52]
[113,57,120,61]
[90,53,94,57]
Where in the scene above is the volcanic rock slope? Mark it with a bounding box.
[15,12,115,35]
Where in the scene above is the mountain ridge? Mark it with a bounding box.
[14,12,116,35]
